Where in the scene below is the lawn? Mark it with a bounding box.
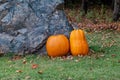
[0,30,120,80]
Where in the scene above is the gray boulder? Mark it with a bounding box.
[0,0,73,55]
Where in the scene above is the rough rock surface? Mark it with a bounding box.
[0,0,73,55]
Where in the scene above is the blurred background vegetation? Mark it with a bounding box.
[64,0,120,31]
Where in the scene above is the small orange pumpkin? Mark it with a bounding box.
[70,29,89,56]
[46,34,69,57]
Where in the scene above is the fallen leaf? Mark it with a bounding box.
[66,55,73,60]
[50,57,56,60]
[67,76,72,80]
[75,59,79,62]
[61,56,67,60]
[16,70,22,73]
[78,55,83,58]
[30,60,34,63]
[25,76,31,79]
[23,60,27,64]
[100,54,105,57]
[111,54,116,57]
[32,64,38,69]
[12,55,22,61]
[38,70,43,74]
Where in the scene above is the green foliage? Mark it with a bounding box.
[0,30,120,80]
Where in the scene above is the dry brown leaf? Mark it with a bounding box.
[16,70,22,73]
[12,55,22,61]
[32,64,39,69]
[23,60,27,64]
[111,54,116,57]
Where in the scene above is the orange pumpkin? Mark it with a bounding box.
[46,34,69,57]
[70,29,89,56]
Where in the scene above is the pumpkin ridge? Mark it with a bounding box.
[70,29,89,56]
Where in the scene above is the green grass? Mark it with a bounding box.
[0,30,120,80]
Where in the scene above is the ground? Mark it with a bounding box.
[0,30,120,80]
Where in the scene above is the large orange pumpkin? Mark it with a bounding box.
[70,29,89,56]
[46,34,69,57]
